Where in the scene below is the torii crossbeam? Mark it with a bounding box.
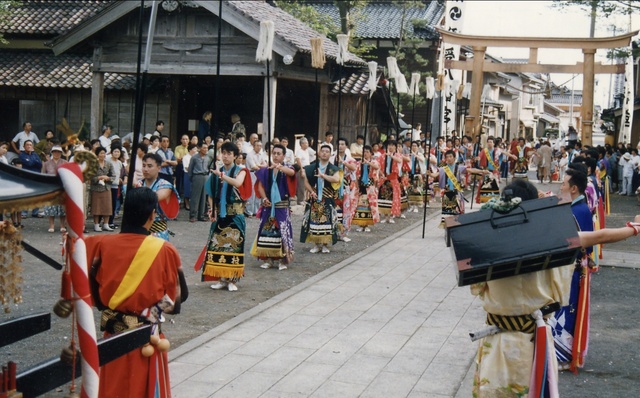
[437,28,639,146]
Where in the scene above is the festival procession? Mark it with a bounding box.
[1,1,640,397]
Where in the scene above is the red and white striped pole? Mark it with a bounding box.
[58,163,99,398]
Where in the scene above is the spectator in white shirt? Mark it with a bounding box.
[280,137,296,166]
[245,140,268,215]
[11,122,39,152]
[295,137,314,204]
[98,125,112,153]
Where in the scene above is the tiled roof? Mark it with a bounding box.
[0,51,136,90]
[309,1,444,40]
[0,0,112,36]
[228,1,364,64]
[330,71,370,95]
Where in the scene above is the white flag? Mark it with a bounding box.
[618,53,634,144]
[441,0,466,135]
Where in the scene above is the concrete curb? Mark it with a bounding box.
[169,210,441,361]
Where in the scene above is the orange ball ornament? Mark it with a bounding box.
[149,334,160,345]
[156,338,171,352]
[141,343,155,357]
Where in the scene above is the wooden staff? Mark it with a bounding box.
[127,0,158,194]
[310,37,326,197]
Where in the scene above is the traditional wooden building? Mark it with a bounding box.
[0,0,369,146]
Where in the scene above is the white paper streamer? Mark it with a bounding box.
[482,84,493,100]
[336,34,349,65]
[396,73,408,94]
[462,82,472,99]
[387,56,401,80]
[256,20,275,62]
[367,61,378,98]
[425,77,435,100]
[409,73,421,97]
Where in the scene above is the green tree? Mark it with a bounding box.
[0,1,20,44]
[277,0,337,37]
[552,0,640,37]
[277,0,375,59]
[387,1,431,114]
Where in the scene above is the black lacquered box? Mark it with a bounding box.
[445,196,581,286]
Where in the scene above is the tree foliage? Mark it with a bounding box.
[0,1,21,44]
[277,0,338,37]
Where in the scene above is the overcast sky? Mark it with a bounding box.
[459,1,640,106]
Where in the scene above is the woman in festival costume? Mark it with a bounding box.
[301,145,341,253]
[198,142,251,292]
[251,144,297,271]
[471,179,640,398]
[476,136,506,204]
[510,137,532,179]
[406,140,426,213]
[428,150,486,226]
[352,145,380,232]
[378,140,404,224]
[331,138,358,242]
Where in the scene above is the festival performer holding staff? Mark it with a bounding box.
[476,136,511,203]
[331,137,358,242]
[429,149,486,226]
[510,137,532,179]
[251,144,297,271]
[198,142,251,292]
[406,140,426,213]
[352,145,380,232]
[87,187,187,398]
[378,140,404,224]
[136,153,180,241]
[300,144,340,253]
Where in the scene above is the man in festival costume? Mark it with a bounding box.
[378,140,404,224]
[300,144,340,253]
[352,145,380,232]
[510,137,532,179]
[137,153,180,241]
[429,150,486,226]
[87,187,187,398]
[471,179,640,398]
[251,144,296,271]
[406,140,426,213]
[548,165,594,372]
[476,136,506,204]
[198,142,251,291]
[331,137,358,241]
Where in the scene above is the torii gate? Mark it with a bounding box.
[437,29,639,146]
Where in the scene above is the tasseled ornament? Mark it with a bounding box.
[310,37,326,69]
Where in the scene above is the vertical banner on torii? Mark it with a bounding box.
[618,53,634,144]
[441,0,466,136]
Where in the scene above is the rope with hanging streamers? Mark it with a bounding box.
[310,37,326,69]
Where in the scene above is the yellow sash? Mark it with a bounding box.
[484,148,499,170]
[443,164,463,192]
[108,235,165,309]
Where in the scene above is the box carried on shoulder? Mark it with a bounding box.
[445,196,581,286]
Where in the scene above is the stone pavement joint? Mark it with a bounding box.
[170,210,485,397]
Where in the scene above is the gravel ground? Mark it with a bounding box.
[0,202,438,377]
